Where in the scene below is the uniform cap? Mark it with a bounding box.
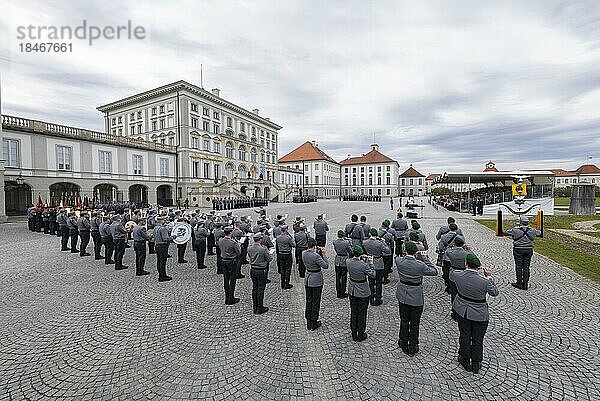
[449,223,458,231]
[280,225,289,230]
[337,230,345,238]
[352,245,364,256]
[466,252,481,268]
[405,241,418,253]
[520,216,530,225]
[409,231,420,241]
[360,215,367,221]
[397,212,403,218]
[447,217,455,224]
[411,221,420,229]
[253,232,264,240]
[370,228,379,237]
[453,235,465,246]
[307,237,317,247]
[224,226,234,234]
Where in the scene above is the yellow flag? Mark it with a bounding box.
[512,183,527,196]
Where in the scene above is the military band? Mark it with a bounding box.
[27,202,505,375]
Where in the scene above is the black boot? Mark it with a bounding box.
[459,356,472,372]
[398,339,409,354]
[471,361,481,374]
[511,282,523,289]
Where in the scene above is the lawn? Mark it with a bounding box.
[578,231,600,239]
[499,214,599,230]
[554,197,600,207]
[477,219,600,284]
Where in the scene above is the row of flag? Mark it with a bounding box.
[35,193,101,209]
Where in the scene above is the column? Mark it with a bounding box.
[0,161,7,222]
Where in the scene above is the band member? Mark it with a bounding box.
[111,215,128,270]
[248,232,273,314]
[219,227,241,304]
[332,230,352,298]
[147,210,157,255]
[206,215,216,255]
[395,241,438,355]
[503,216,541,290]
[132,218,151,276]
[345,214,365,247]
[77,212,92,256]
[90,211,103,260]
[444,235,471,319]
[100,216,115,265]
[57,209,69,251]
[451,253,499,374]
[379,220,395,284]
[154,216,177,282]
[391,212,408,256]
[276,225,295,289]
[294,225,310,278]
[405,220,428,250]
[362,228,390,306]
[437,223,461,292]
[302,238,329,331]
[67,212,79,253]
[194,220,209,269]
[175,218,189,264]
[214,222,225,275]
[346,245,376,341]
[313,214,329,247]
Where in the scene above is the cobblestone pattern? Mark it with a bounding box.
[0,200,598,400]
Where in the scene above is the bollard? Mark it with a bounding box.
[496,209,503,236]
[536,209,544,238]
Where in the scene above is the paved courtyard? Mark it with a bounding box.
[0,200,599,400]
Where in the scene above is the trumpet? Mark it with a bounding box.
[316,246,326,255]
[360,254,374,263]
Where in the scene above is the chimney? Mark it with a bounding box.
[311,140,316,147]
[371,143,379,151]
[211,88,220,97]
[253,108,259,115]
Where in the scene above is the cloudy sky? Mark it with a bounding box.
[1,0,599,175]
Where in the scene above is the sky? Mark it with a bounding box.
[0,0,599,175]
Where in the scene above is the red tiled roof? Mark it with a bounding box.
[340,149,396,165]
[549,169,575,177]
[425,173,441,181]
[573,164,600,175]
[278,141,338,164]
[483,167,499,172]
[400,166,425,178]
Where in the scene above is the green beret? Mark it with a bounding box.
[382,220,390,228]
[307,237,317,247]
[360,215,367,221]
[352,245,364,256]
[337,230,345,238]
[370,228,379,237]
[449,223,458,231]
[411,221,420,229]
[397,212,403,218]
[466,252,481,268]
[447,217,455,224]
[409,231,420,241]
[405,241,418,253]
[453,235,465,246]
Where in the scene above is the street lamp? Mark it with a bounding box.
[16,173,24,185]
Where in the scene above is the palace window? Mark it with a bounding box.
[56,145,72,171]
[99,150,112,173]
[159,158,169,176]
[133,154,143,175]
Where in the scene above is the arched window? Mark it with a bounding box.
[225,162,235,179]
[251,147,257,163]
[238,164,247,178]
[239,133,247,141]
[238,145,246,161]
[225,141,234,158]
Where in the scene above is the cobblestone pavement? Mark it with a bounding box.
[1,200,599,400]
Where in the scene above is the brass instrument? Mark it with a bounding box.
[125,221,137,231]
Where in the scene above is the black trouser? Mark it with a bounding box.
[369,269,384,303]
[207,233,215,254]
[50,222,57,236]
[305,285,323,326]
[349,295,369,336]
[103,237,114,263]
[513,247,533,285]
[148,240,155,254]
[222,259,238,303]
[91,231,102,258]
[442,261,451,289]
[394,238,404,256]
[28,217,34,231]
[237,242,248,277]
[79,231,90,255]
[279,253,292,287]
[316,234,326,247]
[195,239,206,268]
[457,314,489,363]
[69,229,79,252]
[55,223,61,236]
[216,246,223,274]
[177,243,187,262]
[155,243,169,279]
[60,226,69,250]
[251,268,267,311]
[383,255,393,279]
[296,247,307,277]
[35,219,42,232]
[335,265,348,296]
[398,303,424,349]
[134,241,147,273]
[114,238,126,267]
[43,221,50,234]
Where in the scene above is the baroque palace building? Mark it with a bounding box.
[340,144,399,197]
[97,81,298,206]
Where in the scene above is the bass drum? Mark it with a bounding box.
[171,223,192,244]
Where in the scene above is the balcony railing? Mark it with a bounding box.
[2,114,177,153]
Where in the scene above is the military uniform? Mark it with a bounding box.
[90,213,103,259]
[294,229,310,278]
[67,214,79,253]
[345,221,365,247]
[395,248,438,355]
[276,228,295,289]
[451,257,499,373]
[57,211,69,251]
[332,236,352,298]
[362,234,390,305]
[219,232,241,304]
[133,223,151,276]
[379,225,395,283]
[100,218,114,264]
[504,220,541,290]
[248,237,273,314]
[194,223,209,269]
[313,217,329,247]
[438,229,461,291]
[346,254,376,341]
[214,225,226,274]
[77,215,91,256]
[111,218,128,270]
[444,242,470,311]
[302,247,329,330]
[154,219,176,282]
[391,217,408,256]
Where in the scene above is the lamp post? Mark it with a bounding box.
[16,173,24,186]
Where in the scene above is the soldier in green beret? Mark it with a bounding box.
[332,230,352,298]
